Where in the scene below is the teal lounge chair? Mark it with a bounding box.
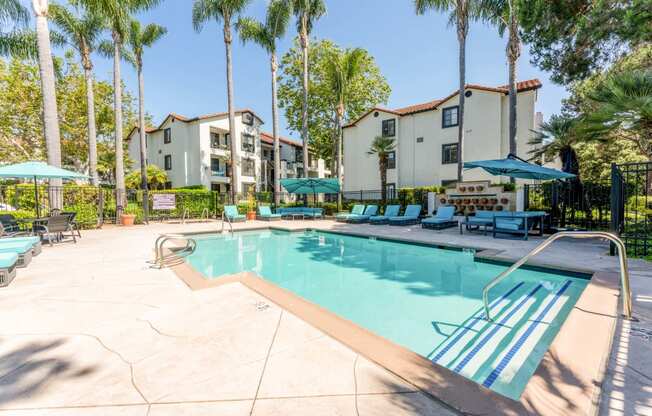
[369,205,400,225]
[223,205,246,222]
[460,210,495,235]
[346,205,379,223]
[421,206,457,230]
[0,224,42,255]
[388,205,422,226]
[0,252,18,287]
[257,206,282,221]
[0,239,33,268]
[335,204,365,222]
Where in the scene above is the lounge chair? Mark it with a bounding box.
[493,211,547,240]
[62,211,82,238]
[388,205,422,226]
[0,252,19,287]
[0,223,42,255]
[32,215,78,246]
[223,205,246,223]
[276,207,324,219]
[421,206,457,230]
[369,205,400,225]
[0,239,33,267]
[460,210,495,235]
[257,206,282,221]
[335,204,365,222]
[347,205,379,223]
[0,214,21,233]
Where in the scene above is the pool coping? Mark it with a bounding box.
[164,227,620,416]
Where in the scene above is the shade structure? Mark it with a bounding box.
[280,178,340,194]
[463,154,575,181]
[0,161,88,217]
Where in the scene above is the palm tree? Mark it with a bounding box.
[367,135,396,204]
[325,47,365,193]
[49,3,104,186]
[528,114,581,176]
[123,20,166,191]
[237,0,291,206]
[76,0,161,211]
[193,0,253,203]
[292,0,325,177]
[0,0,34,58]
[415,0,472,182]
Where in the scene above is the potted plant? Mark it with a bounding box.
[246,191,257,220]
[468,186,475,192]
[500,197,509,204]
[476,185,484,192]
[120,203,138,226]
[459,186,467,192]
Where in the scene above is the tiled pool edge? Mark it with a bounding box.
[166,230,620,416]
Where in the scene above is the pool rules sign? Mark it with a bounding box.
[153,194,176,210]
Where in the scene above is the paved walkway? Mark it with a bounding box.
[0,220,650,415]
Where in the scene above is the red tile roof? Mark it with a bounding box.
[260,132,302,148]
[343,79,542,127]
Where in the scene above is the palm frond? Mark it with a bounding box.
[266,0,292,40]
[0,29,36,58]
[236,17,271,50]
[141,23,167,46]
[414,0,453,15]
[0,0,29,26]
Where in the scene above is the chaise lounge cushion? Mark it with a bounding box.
[369,205,401,224]
[347,205,379,223]
[257,206,282,220]
[224,205,246,222]
[0,252,18,269]
[389,205,422,225]
[336,205,365,221]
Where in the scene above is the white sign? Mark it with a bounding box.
[153,193,176,210]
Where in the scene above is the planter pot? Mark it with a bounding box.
[468,186,475,192]
[459,186,466,192]
[447,199,454,204]
[472,198,479,204]
[476,186,484,192]
[247,211,256,220]
[120,214,136,226]
[487,206,494,211]
[500,198,509,204]
[481,198,488,204]
[440,198,447,204]
[490,198,498,204]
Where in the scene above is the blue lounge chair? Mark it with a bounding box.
[346,205,379,223]
[421,206,457,230]
[388,205,422,226]
[460,210,495,235]
[369,205,400,225]
[493,211,547,240]
[257,206,282,221]
[336,204,365,222]
[0,239,33,268]
[0,252,19,287]
[223,205,246,222]
[0,223,42,255]
[276,207,324,219]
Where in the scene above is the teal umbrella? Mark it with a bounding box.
[0,161,88,217]
[463,154,575,181]
[280,178,340,194]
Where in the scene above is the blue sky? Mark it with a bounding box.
[75,0,568,139]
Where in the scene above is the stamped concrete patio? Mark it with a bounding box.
[1,219,650,415]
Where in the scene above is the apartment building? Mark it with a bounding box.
[342,79,543,192]
[127,109,328,193]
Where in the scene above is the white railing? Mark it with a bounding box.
[152,233,197,268]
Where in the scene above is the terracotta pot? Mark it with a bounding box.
[495,205,504,211]
[500,198,509,204]
[487,205,494,211]
[490,198,498,204]
[468,186,475,192]
[463,199,470,204]
[468,205,475,211]
[472,198,479,204]
[481,198,488,204]
[120,214,136,226]
[247,211,256,221]
[476,186,484,192]
[448,199,454,204]
[459,186,467,192]
[440,198,447,204]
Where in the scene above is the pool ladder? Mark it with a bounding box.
[152,233,197,268]
[220,211,233,234]
[482,231,633,321]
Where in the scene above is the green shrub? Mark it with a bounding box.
[0,209,35,221]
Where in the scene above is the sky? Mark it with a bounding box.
[55,0,569,140]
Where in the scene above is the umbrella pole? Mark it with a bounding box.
[34,176,40,218]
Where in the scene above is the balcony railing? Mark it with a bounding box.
[211,169,228,177]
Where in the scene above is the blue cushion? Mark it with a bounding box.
[383,205,401,217]
[0,240,33,254]
[0,252,18,268]
[1,236,39,246]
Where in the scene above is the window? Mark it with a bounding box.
[210,132,221,149]
[163,128,171,143]
[387,151,396,169]
[210,158,223,176]
[382,119,395,137]
[442,106,459,128]
[441,179,457,187]
[386,183,396,199]
[416,137,424,143]
[442,143,458,164]
[242,158,255,176]
[164,181,172,189]
[164,154,172,170]
[241,133,255,153]
[242,112,254,126]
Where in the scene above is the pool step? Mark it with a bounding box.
[430,280,573,397]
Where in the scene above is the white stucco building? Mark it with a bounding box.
[342,79,543,192]
[127,109,328,193]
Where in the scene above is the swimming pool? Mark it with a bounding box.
[185,229,589,399]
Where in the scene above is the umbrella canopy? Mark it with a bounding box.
[0,161,88,179]
[463,154,575,181]
[280,178,340,194]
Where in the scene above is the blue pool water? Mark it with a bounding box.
[185,230,589,399]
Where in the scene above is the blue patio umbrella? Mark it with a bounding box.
[0,161,88,217]
[280,178,340,194]
[463,154,575,181]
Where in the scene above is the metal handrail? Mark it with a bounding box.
[220,211,233,234]
[181,208,190,224]
[201,207,209,221]
[482,231,633,321]
[153,233,197,268]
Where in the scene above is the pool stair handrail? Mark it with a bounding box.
[152,233,197,268]
[220,210,233,234]
[482,231,633,321]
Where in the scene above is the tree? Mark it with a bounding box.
[519,0,650,84]
[292,0,325,177]
[0,0,34,58]
[76,0,161,211]
[237,0,291,206]
[193,0,252,202]
[367,135,396,204]
[278,39,390,164]
[416,0,473,182]
[49,3,105,186]
[528,114,581,176]
[125,164,167,190]
[324,47,365,193]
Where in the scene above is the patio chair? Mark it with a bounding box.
[369,205,400,225]
[62,211,82,238]
[0,224,42,255]
[388,205,422,226]
[460,210,495,235]
[0,239,34,267]
[335,204,365,222]
[32,215,77,247]
[421,206,457,230]
[0,252,19,287]
[0,214,20,233]
[223,205,246,223]
[347,205,379,223]
[257,206,282,221]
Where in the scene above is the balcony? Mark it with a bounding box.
[211,170,230,183]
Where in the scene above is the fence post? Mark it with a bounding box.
[143,189,149,224]
[98,188,104,228]
[610,163,620,255]
[523,185,530,211]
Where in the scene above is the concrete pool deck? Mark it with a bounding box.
[1,219,651,415]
